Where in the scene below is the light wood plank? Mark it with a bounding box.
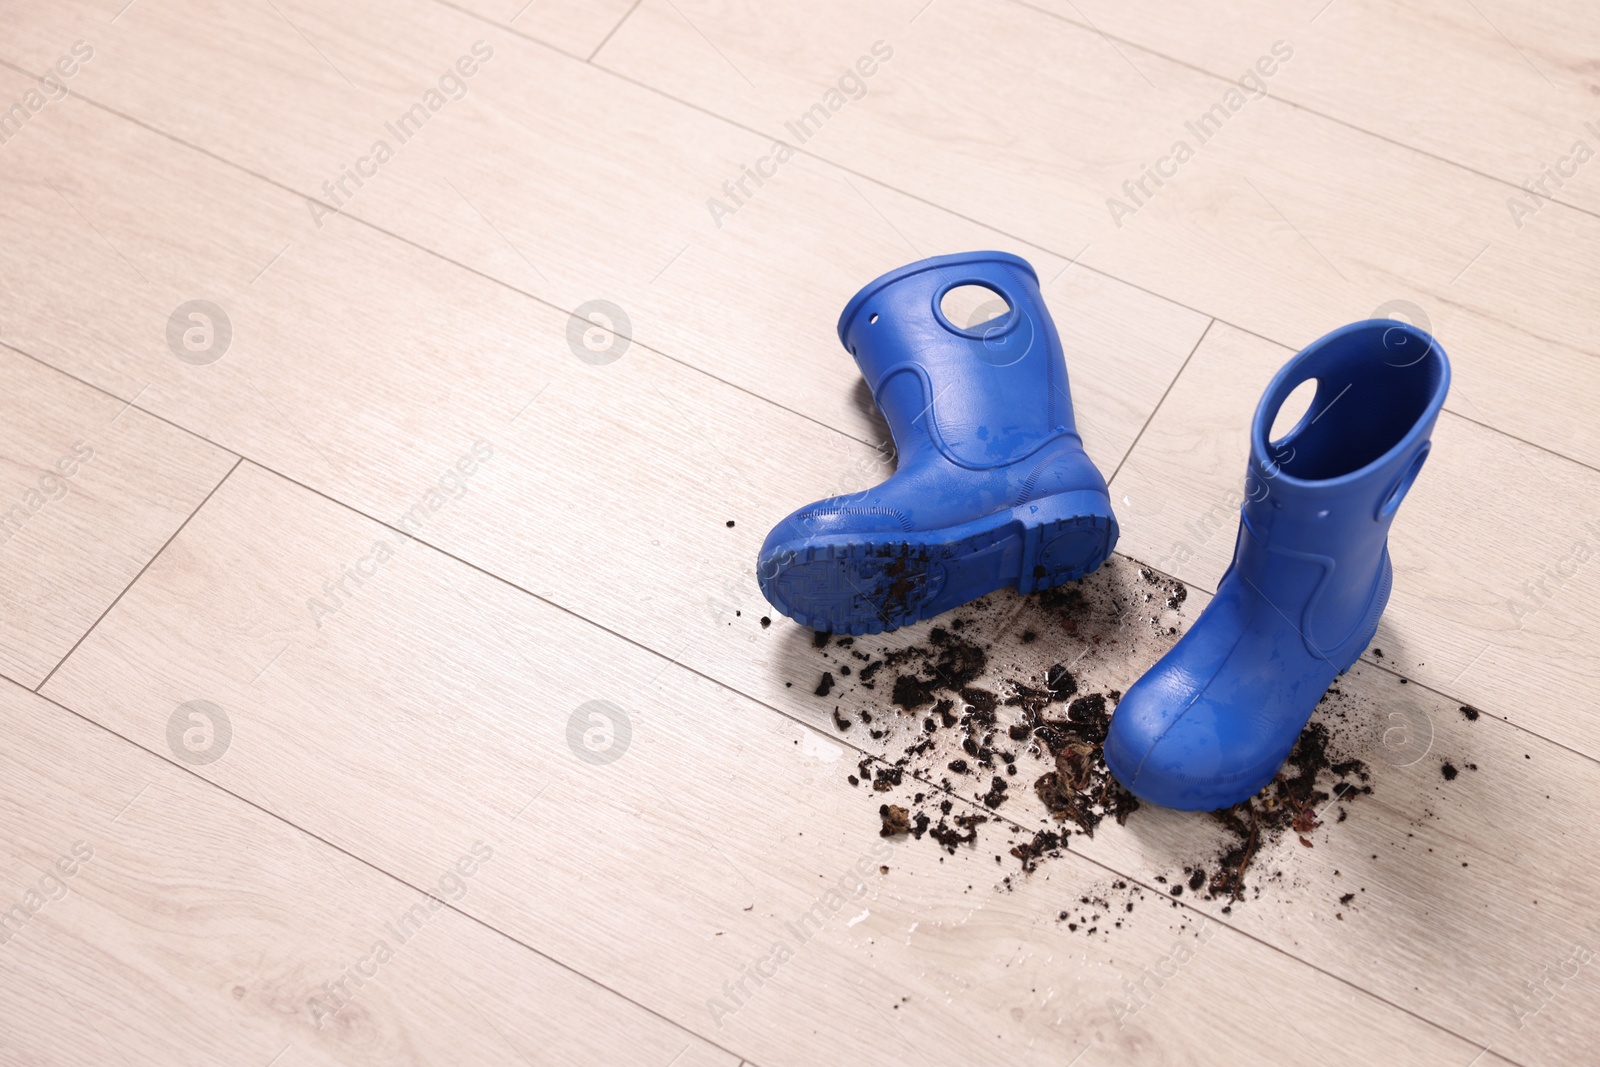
[0,0,1211,454]
[440,0,641,59]
[8,25,1591,774]
[3,0,1587,1062]
[1021,0,1600,214]
[41,460,1481,1067]
[9,48,1600,1060]
[1112,321,1600,762]
[0,347,233,686]
[0,0,627,89]
[709,544,1600,1062]
[589,0,1600,471]
[10,0,1598,479]
[3,2,1587,1062]
[0,677,737,1066]
[0,67,1204,772]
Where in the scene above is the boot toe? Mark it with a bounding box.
[1107,694,1267,811]
[1105,657,1299,812]
[1104,676,1227,811]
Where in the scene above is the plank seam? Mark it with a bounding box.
[31,454,243,695]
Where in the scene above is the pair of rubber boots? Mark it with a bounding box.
[758,251,1450,812]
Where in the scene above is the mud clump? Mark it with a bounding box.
[1045,664,1078,701]
[927,811,987,853]
[891,674,936,710]
[1010,829,1064,872]
[1029,693,1139,837]
[885,628,989,709]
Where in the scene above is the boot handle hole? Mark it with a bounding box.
[1378,444,1429,519]
[1268,377,1320,453]
[936,283,1013,337]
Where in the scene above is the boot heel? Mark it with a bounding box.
[1015,490,1118,594]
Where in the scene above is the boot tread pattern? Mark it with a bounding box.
[763,511,1113,635]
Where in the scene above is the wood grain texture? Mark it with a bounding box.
[687,550,1600,1063]
[1,0,1596,1062]
[41,462,1482,1067]
[438,0,642,59]
[1112,321,1600,763]
[12,54,1588,813]
[591,0,1600,472]
[1021,0,1600,212]
[0,0,1210,455]
[0,347,233,686]
[0,70,1203,786]
[0,0,631,87]
[1033,585,1600,1063]
[0,678,738,1067]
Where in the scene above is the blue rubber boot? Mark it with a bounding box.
[1104,320,1450,810]
[757,251,1117,634]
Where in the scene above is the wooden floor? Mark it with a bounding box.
[1,1,1596,1063]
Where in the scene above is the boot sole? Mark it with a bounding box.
[759,489,1117,635]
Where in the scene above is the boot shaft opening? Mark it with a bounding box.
[1255,320,1449,484]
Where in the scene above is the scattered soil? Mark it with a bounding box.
[788,556,1487,937]
[1202,720,1371,900]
